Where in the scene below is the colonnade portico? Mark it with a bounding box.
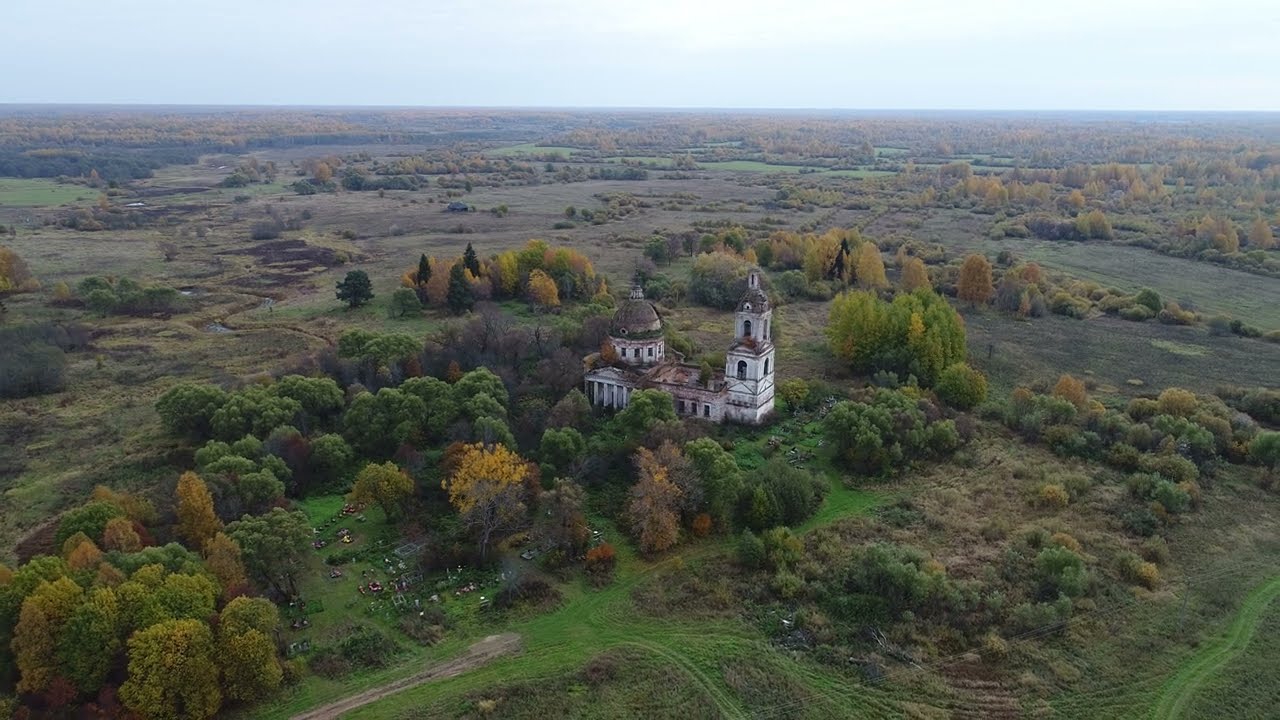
[586,378,632,409]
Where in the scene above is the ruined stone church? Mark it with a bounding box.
[583,270,775,424]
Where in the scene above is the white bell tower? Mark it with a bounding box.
[723,270,775,423]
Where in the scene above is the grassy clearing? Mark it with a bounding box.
[1183,598,1280,719]
[0,178,95,207]
[1152,575,1280,720]
[963,310,1280,399]
[487,143,581,157]
[984,238,1280,330]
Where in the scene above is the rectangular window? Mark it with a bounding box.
[703,405,710,417]
[678,400,686,414]
[648,347,654,357]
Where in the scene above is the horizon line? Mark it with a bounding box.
[2,102,1280,115]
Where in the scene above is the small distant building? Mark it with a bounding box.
[583,270,775,424]
[445,201,470,212]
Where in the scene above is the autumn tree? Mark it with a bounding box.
[0,246,39,294]
[1249,214,1276,249]
[957,254,994,305]
[66,539,104,571]
[1052,374,1088,410]
[120,619,222,720]
[901,256,931,292]
[527,269,560,309]
[348,461,414,519]
[444,443,530,558]
[202,532,249,598]
[628,447,683,555]
[598,339,619,365]
[855,242,888,290]
[175,472,221,551]
[216,597,282,703]
[13,576,83,694]
[827,289,966,385]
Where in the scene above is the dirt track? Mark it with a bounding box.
[290,633,522,720]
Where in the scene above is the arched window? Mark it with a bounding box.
[743,319,752,338]
[764,358,771,375]
[736,360,747,380]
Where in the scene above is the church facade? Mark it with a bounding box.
[583,270,775,424]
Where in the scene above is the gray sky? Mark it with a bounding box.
[5,0,1279,110]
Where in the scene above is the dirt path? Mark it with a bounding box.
[1149,575,1280,720]
[289,633,521,720]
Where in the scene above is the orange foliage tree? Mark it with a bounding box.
[957,254,994,306]
[627,447,683,555]
[1052,374,1088,410]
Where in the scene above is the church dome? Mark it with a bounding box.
[612,285,663,337]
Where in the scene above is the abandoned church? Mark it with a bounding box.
[583,270,776,424]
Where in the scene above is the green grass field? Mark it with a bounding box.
[964,310,1280,399]
[1154,575,1280,720]
[487,143,582,157]
[0,178,95,207]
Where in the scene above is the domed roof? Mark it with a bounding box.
[612,285,663,337]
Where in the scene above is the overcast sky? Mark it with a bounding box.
[5,0,1279,110]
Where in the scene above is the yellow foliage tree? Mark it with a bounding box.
[900,257,930,292]
[120,619,222,720]
[14,576,84,694]
[1052,374,1088,410]
[526,269,560,309]
[349,461,415,519]
[175,472,221,551]
[1248,214,1275,249]
[957,254,994,305]
[0,246,39,294]
[1157,387,1198,417]
[494,251,520,297]
[855,242,888,290]
[443,443,529,514]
